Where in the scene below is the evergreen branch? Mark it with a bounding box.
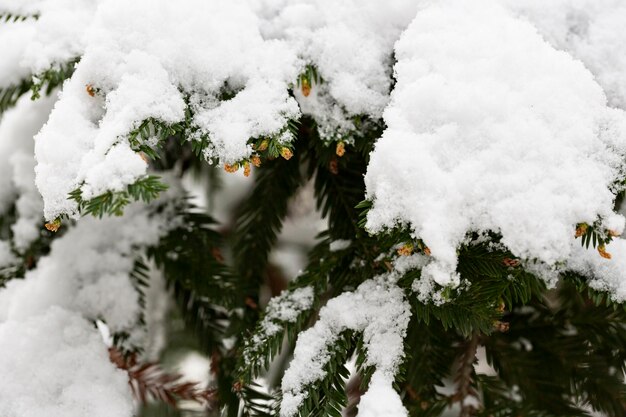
[484,278,626,416]
[30,59,79,99]
[0,11,39,22]
[109,346,218,408]
[231,134,306,309]
[1,59,77,115]
[453,333,480,417]
[68,175,168,218]
[0,79,31,114]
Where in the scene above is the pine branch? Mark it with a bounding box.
[0,11,39,22]
[109,346,218,409]
[68,175,168,218]
[453,333,480,417]
[231,134,307,309]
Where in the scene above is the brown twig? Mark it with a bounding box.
[109,347,218,409]
[452,333,480,417]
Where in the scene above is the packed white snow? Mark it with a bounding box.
[364,0,626,295]
[281,275,410,417]
[0,306,134,417]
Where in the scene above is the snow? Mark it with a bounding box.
[364,0,626,297]
[568,238,626,302]
[255,0,419,140]
[503,0,626,110]
[358,372,408,417]
[0,0,94,87]
[34,0,301,220]
[0,94,56,250]
[259,286,314,337]
[281,275,410,417]
[0,306,134,417]
[0,199,176,335]
[0,240,15,269]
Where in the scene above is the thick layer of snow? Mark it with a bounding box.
[504,0,626,110]
[0,94,56,250]
[364,0,626,295]
[34,0,300,220]
[281,275,410,417]
[0,199,176,335]
[0,306,134,417]
[255,0,419,139]
[0,0,94,86]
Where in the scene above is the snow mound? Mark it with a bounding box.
[364,0,626,295]
[0,306,134,417]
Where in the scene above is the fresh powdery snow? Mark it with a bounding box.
[364,0,626,296]
[0,306,134,417]
[0,94,56,250]
[254,0,420,139]
[504,0,626,110]
[281,275,410,417]
[34,0,300,220]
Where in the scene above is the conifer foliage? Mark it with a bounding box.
[1,1,626,417]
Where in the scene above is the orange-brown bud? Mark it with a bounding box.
[503,258,520,267]
[280,147,293,160]
[301,78,311,97]
[397,243,413,256]
[251,155,261,167]
[45,219,61,232]
[86,84,96,97]
[336,141,345,157]
[598,244,612,259]
[224,163,238,173]
[329,158,339,175]
[243,161,251,177]
[493,321,510,332]
[575,223,588,238]
[256,139,269,151]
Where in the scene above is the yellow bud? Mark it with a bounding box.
[256,140,269,151]
[301,78,311,97]
[224,163,238,173]
[280,147,293,160]
[335,141,345,157]
[575,223,588,238]
[243,161,251,177]
[45,219,61,232]
[397,243,413,256]
[598,244,612,259]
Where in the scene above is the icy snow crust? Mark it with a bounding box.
[364,0,626,293]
